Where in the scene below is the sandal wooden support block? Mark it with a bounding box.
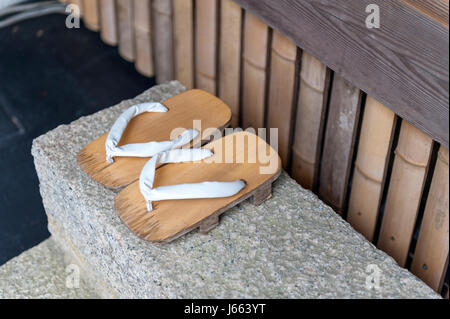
[115,131,282,243]
[77,89,232,189]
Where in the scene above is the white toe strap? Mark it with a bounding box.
[139,149,246,212]
[105,102,199,163]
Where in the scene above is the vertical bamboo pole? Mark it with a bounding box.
[134,0,154,77]
[241,12,269,129]
[410,146,448,291]
[347,97,396,241]
[117,0,135,62]
[291,52,328,190]
[99,0,118,46]
[152,0,174,83]
[83,0,100,31]
[173,0,194,89]
[219,0,242,127]
[266,30,297,168]
[195,0,218,94]
[319,75,362,214]
[377,121,433,266]
[69,0,83,16]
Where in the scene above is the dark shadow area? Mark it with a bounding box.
[0,13,155,265]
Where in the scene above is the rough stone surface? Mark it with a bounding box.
[31,81,440,299]
[0,238,98,299]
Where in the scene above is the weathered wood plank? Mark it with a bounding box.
[291,52,329,190]
[117,0,135,62]
[173,0,194,89]
[404,0,449,27]
[241,12,269,129]
[266,30,298,168]
[347,97,396,241]
[99,0,118,46]
[410,146,449,292]
[134,0,153,77]
[219,0,242,127]
[195,0,218,94]
[233,0,449,147]
[377,121,434,267]
[319,74,362,214]
[152,0,174,83]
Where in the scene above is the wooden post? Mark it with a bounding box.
[99,0,118,46]
[117,0,135,62]
[347,97,396,241]
[241,12,269,129]
[219,0,242,127]
[134,0,154,77]
[173,0,194,89]
[410,146,449,291]
[318,74,362,214]
[195,0,218,94]
[152,0,174,83]
[377,121,433,266]
[291,52,328,190]
[266,30,298,168]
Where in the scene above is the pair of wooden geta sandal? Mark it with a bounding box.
[77,90,281,243]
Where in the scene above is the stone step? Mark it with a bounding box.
[0,238,98,299]
[31,81,441,298]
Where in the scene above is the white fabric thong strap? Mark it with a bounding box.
[139,149,246,212]
[105,102,199,163]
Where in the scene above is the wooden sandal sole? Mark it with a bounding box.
[77,89,232,190]
[115,131,282,243]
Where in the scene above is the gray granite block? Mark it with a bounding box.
[0,238,98,299]
[31,81,440,298]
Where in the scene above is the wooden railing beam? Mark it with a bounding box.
[233,0,449,147]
